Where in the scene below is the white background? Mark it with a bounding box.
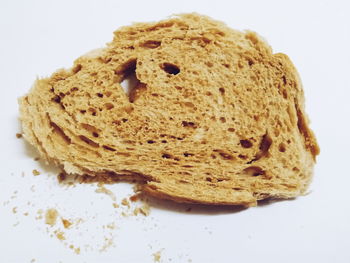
[1,0,349,262]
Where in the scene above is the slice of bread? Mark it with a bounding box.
[19,14,319,207]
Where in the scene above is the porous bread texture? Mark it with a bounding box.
[19,14,319,207]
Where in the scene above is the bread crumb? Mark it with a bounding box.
[62,218,72,229]
[12,207,17,214]
[57,172,66,183]
[16,133,22,138]
[45,208,58,226]
[74,247,81,255]
[153,250,162,262]
[140,203,150,216]
[95,185,116,201]
[35,209,43,220]
[30,259,36,263]
[121,198,130,208]
[133,207,141,216]
[34,157,40,161]
[129,193,141,202]
[32,169,40,176]
[112,203,119,208]
[54,230,66,240]
[106,223,116,229]
[121,211,128,217]
[23,212,29,216]
[100,237,114,252]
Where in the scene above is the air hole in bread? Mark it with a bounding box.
[183,102,195,108]
[161,153,172,159]
[183,152,194,157]
[161,140,167,143]
[213,150,234,160]
[227,128,235,132]
[219,117,226,123]
[206,61,213,67]
[282,89,288,99]
[243,166,265,176]
[292,167,300,172]
[50,121,71,144]
[71,87,79,92]
[81,123,98,132]
[140,40,161,49]
[248,133,272,163]
[81,123,100,138]
[103,145,116,151]
[219,88,225,94]
[120,69,137,97]
[52,95,61,104]
[182,121,197,128]
[72,64,82,74]
[96,93,103,98]
[117,59,147,103]
[282,75,287,85]
[88,108,97,116]
[219,152,234,160]
[279,143,286,152]
[238,154,247,159]
[79,135,99,148]
[259,133,272,154]
[161,63,180,75]
[147,140,155,144]
[240,139,253,148]
[104,103,114,110]
[247,58,254,66]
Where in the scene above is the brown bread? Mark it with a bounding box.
[19,14,319,206]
